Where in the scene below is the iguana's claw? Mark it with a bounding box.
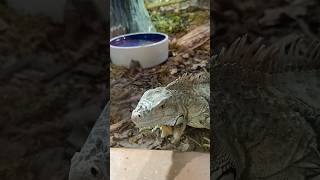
[202,137,210,148]
[171,122,187,144]
[151,125,160,132]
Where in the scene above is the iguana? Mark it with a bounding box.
[69,102,109,180]
[212,34,320,180]
[131,71,210,143]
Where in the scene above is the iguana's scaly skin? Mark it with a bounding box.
[69,103,109,180]
[212,35,320,180]
[131,71,210,142]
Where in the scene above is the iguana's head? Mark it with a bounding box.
[131,87,182,128]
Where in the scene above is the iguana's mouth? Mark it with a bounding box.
[132,114,183,128]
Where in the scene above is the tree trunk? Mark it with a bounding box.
[110,0,156,38]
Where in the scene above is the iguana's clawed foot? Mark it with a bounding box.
[171,122,187,144]
[151,126,160,133]
[150,125,174,138]
[202,137,210,148]
[143,121,187,144]
[171,135,181,144]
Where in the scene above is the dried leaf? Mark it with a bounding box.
[182,53,190,59]
[191,61,207,70]
[170,68,178,75]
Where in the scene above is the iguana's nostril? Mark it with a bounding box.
[90,166,99,177]
[131,111,142,120]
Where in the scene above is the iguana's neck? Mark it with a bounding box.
[171,85,210,128]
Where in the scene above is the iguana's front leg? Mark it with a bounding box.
[160,126,173,138]
[152,125,174,138]
[171,116,187,143]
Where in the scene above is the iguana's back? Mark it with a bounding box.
[212,35,320,179]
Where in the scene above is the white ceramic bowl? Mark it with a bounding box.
[110,32,169,68]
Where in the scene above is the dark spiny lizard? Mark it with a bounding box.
[212,34,320,180]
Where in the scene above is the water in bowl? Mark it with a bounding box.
[111,39,157,47]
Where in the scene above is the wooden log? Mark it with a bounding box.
[176,23,210,50]
[145,0,209,11]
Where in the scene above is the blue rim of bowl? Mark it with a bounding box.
[110,32,169,49]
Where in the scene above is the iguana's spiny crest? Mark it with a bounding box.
[166,71,209,90]
[214,34,320,74]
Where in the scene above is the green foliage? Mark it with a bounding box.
[188,10,209,26]
[149,9,209,35]
[150,12,189,35]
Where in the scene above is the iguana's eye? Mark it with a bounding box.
[160,105,165,109]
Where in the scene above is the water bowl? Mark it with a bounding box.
[110,32,169,68]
